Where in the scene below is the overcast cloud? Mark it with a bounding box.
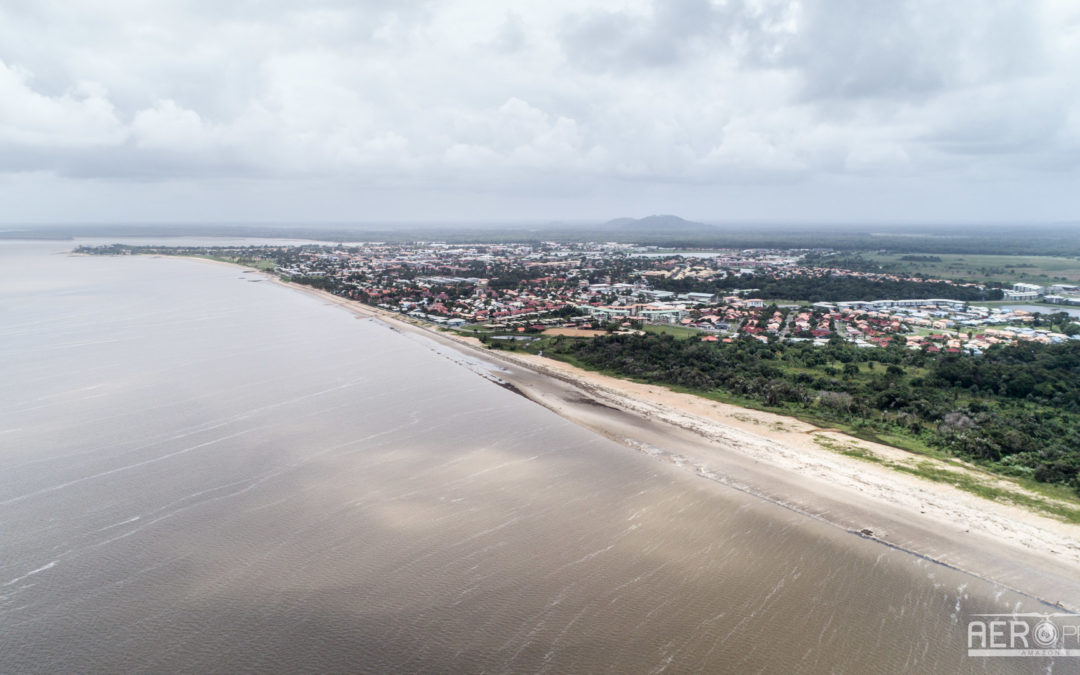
[1,0,1078,224]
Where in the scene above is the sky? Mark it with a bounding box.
[1,0,1078,226]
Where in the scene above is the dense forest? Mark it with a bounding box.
[653,272,1002,302]
[547,333,1080,492]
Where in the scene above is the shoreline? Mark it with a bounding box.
[185,256,1080,610]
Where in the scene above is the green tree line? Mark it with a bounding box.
[654,272,1001,302]
[548,334,1080,492]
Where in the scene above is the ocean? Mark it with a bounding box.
[0,240,1059,673]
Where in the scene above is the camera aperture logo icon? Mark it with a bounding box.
[1031,620,1059,649]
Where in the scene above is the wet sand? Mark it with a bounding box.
[215,259,1080,612]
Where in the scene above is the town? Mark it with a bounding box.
[85,241,1080,353]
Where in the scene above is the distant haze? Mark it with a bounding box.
[1,1,1078,225]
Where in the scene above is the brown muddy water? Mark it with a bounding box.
[0,241,1063,673]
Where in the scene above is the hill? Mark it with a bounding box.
[600,214,718,234]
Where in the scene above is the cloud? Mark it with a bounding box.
[559,0,724,71]
[0,62,125,148]
[784,0,1047,102]
[492,12,527,54]
[132,100,213,153]
[557,0,797,73]
[0,0,1077,223]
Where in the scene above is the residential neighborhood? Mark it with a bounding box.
[91,241,1080,354]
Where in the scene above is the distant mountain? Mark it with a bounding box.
[600,214,718,233]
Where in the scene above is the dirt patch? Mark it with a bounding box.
[542,328,604,337]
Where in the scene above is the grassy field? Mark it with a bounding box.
[199,254,277,271]
[641,323,706,338]
[865,253,1080,285]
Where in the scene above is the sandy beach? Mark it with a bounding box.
[196,258,1080,610]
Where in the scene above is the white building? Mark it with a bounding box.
[1012,282,1045,295]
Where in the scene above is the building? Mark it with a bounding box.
[684,292,717,304]
[1004,282,1045,301]
[1003,289,1040,301]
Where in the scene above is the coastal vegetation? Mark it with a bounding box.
[540,332,1080,497]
